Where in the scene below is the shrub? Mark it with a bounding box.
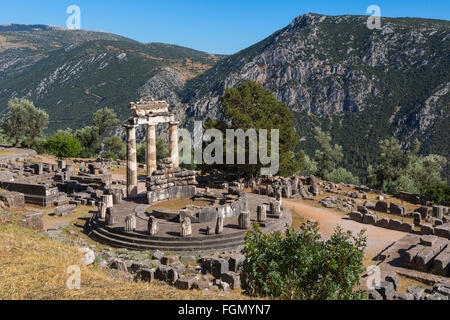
[323,167,359,185]
[45,131,82,158]
[242,223,366,300]
[420,183,450,204]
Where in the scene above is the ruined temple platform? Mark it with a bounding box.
[87,192,292,254]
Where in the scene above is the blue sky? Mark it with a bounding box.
[1,0,449,54]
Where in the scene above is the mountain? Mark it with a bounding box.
[0,14,449,181]
[0,24,224,131]
[176,13,450,181]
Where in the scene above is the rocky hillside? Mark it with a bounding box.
[0,15,448,181]
[0,24,224,131]
[177,14,449,180]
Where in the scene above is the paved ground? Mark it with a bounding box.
[284,199,407,263]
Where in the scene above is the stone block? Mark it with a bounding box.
[161,255,179,265]
[385,274,399,291]
[399,222,413,233]
[155,265,171,281]
[192,278,210,290]
[375,281,395,300]
[19,211,43,231]
[136,268,155,282]
[363,213,378,225]
[415,239,448,272]
[413,212,421,226]
[211,258,229,278]
[349,211,363,223]
[421,224,434,235]
[228,254,245,272]
[168,268,179,284]
[152,250,165,261]
[435,223,450,239]
[54,204,77,217]
[404,245,425,267]
[363,201,376,210]
[388,218,402,230]
[433,218,443,227]
[170,261,186,275]
[175,276,196,290]
[0,191,25,209]
[367,290,383,300]
[421,235,438,247]
[407,286,425,300]
[238,210,251,229]
[221,272,241,290]
[433,249,450,276]
[376,218,391,229]
[390,202,405,216]
[375,201,388,213]
[394,292,414,300]
[415,206,429,219]
[357,206,369,215]
[432,205,445,219]
[257,205,267,222]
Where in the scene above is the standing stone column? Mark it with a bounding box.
[238,210,251,229]
[270,200,282,217]
[146,124,157,177]
[98,201,107,219]
[216,209,224,234]
[148,216,158,235]
[105,208,115,226]
[168,121,179,167]
[180,217,192,237]
[126,125,138,198]
[257,205,267,222]
[125,214,136,232]
[102,194,114,208]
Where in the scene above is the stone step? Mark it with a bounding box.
[88,218,248,251]
[89,226,245,252]
[92,221,246,248]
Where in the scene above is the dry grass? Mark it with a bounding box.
[0,221,249,300]
[396,274,433,293]
[0,150,15,156]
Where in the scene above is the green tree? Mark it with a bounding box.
[1,98,49,148]
[369,138,446,193]
[93,107,119,138]
[421,183,450,204]
[103,136,125,159]
[313,127,343,178]
[45,130,82,158]
[242,223,367,300]
[300,153,318,176]
[136,136,169,164]
[324,167,360,185]
[74,126,100,158]
[372,138,409,190]
[219,80,300,177]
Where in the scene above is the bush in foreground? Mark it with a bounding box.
[242,223,367,300]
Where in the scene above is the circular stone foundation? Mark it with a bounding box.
[88,190,292,254]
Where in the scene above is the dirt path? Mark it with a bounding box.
[284,200,406,263]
